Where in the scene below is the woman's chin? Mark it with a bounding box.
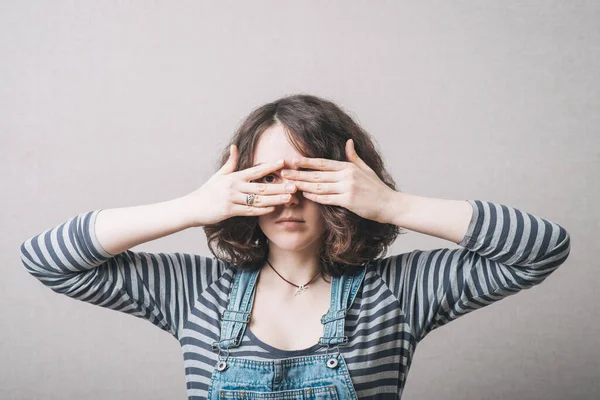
[266,236,318,251]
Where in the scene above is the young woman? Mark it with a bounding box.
[20,94,571,399]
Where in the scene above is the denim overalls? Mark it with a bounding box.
[207,264,367,399]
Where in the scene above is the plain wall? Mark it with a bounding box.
[1,1,598,399]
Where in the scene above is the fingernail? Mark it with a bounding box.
[286,184,295,191]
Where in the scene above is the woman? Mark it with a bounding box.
[20,94,571,399]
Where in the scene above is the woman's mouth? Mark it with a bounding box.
[276,221,305,228]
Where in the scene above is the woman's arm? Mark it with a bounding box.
[383,192,474,244]
[375,195,571,342]
[95,196,197,255]
[19,196,227,339]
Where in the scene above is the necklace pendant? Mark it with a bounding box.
[294,285,308,296]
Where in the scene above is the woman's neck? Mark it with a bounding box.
[264,248,321,285]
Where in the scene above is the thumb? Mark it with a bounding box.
[346,139,376,175]
[346,139,364,166]
[218,144,238,175]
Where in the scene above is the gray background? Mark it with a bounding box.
[2,1,598,399]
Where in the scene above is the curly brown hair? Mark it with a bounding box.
[203,94,406,278]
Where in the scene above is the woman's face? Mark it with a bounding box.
[250,123,327,253]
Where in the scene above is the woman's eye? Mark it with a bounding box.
[251,175,276,184]
[261,175,276,183]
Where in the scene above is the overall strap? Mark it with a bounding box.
[212,267,260,351]
[318,264,367,347]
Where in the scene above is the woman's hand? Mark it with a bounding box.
[280,139,397,224]
[181,145,297,227]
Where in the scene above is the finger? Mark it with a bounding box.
[291,156,346,171]
[238,181,298,195]
[280,169,339,183]
[301,191,345,206]
[289,180,345,194]
[238,159,285,180]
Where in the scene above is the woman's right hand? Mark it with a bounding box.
[181,145,298,227]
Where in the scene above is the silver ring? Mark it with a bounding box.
[245,193,255,206]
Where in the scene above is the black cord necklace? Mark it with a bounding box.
[266,259,321,296]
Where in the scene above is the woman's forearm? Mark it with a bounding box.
[94,196,194,255]
[385,192,474,244]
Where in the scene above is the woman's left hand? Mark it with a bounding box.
[281,139,397,224]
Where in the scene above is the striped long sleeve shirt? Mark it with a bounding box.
[19,199,571,399]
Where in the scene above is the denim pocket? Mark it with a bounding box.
[219,384,339,399]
